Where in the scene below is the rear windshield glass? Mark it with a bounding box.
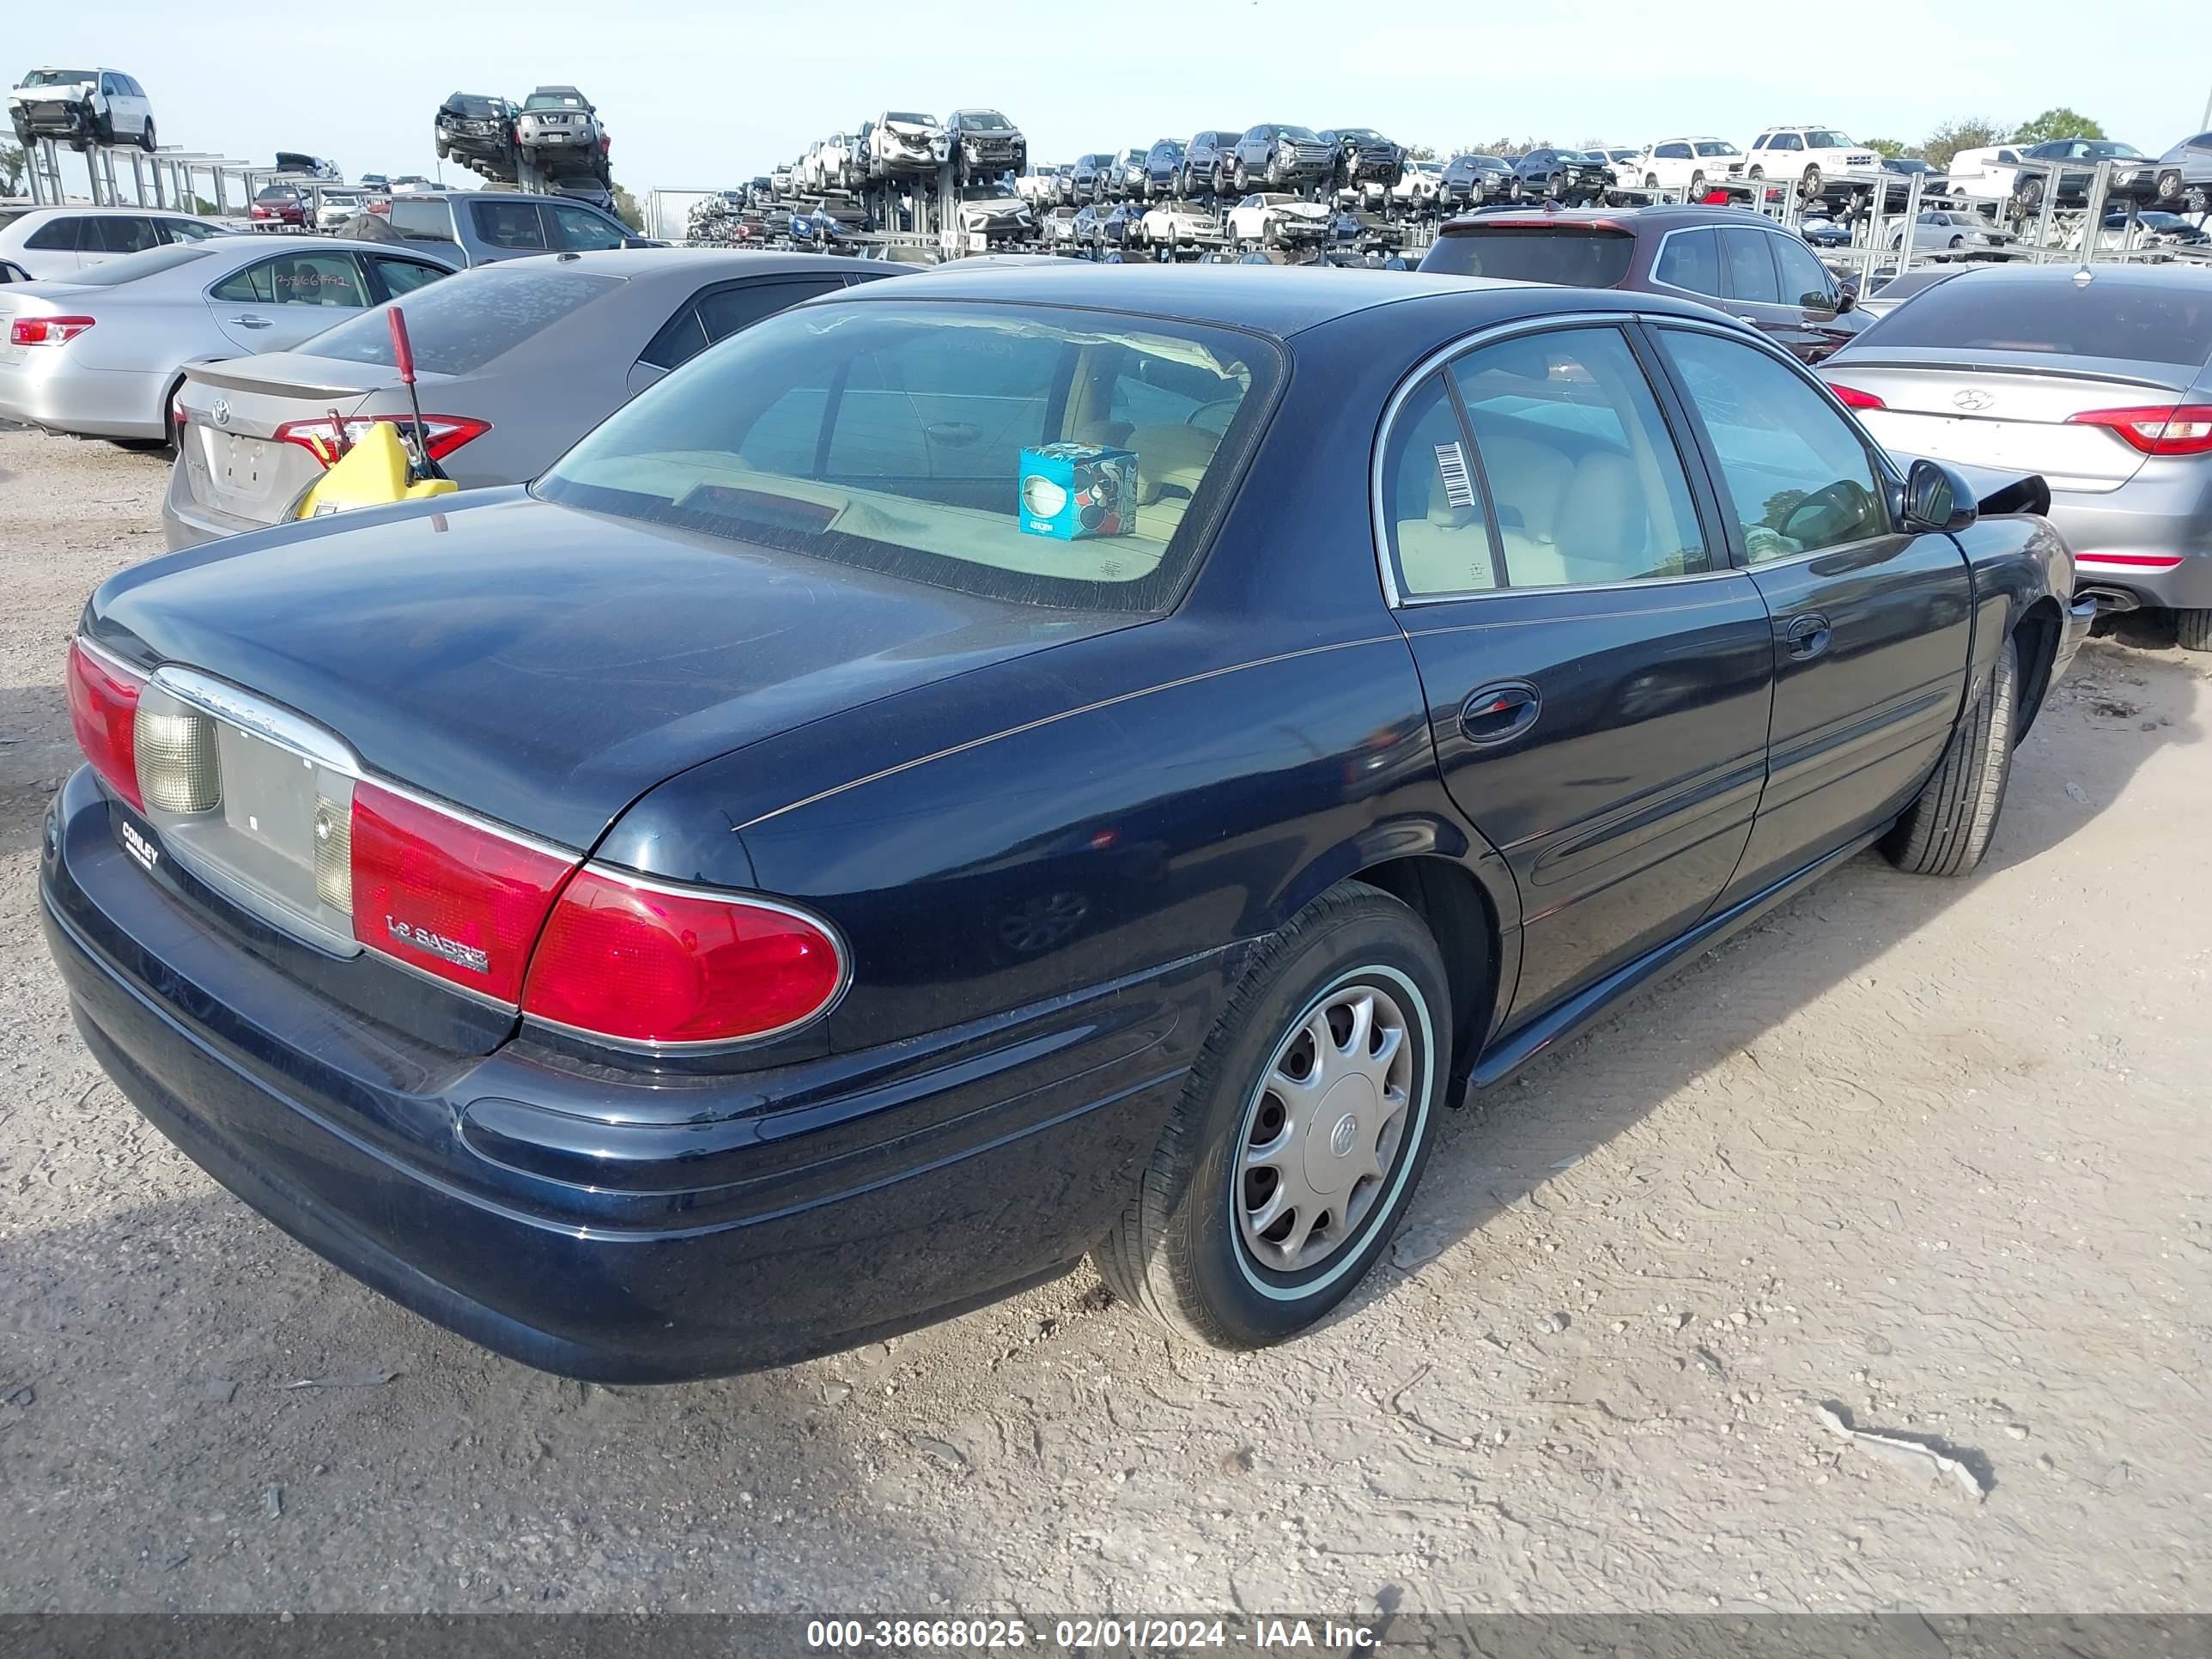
[1860,277,2212,367]
[298,268,621,375]
[1420,226,1635,287]
[537,300,1282,614]
[69,244,216,286]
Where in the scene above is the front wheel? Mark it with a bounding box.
[1948,234,1965,250]
[1881,637,2018,877]
[1689,169,1705,195]
[1802,164,1822,198]
[1094,882,1452,1347]
[1234,160,1250,193]
[140,118,156,154]
[2179,609,2212,653]
[1747,165,1765,181]
[1645,172,1659,189]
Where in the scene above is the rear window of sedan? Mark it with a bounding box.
[294,266,617,375]
[1420,225,1635,287]
[538,300,1282,613]
[1860,277,2212,367]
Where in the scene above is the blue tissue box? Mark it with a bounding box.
[1018,442,1137,540]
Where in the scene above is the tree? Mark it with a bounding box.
[611,184,643,231]
[1860,137,1908,161]
[2009,107,2105,145]
[0,140,24,196]
[1921,117,2008,172]
[1407,143,1437,162]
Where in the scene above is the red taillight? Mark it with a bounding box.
[275,413,491,468]
[65,640,145,811]
[2067,404,2212,458]
[10,315,95,347]
[1827,383,1886,410]
[520,869,846,1047]
[349,781,576,1003]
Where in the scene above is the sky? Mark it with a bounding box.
[20,2,2212,197]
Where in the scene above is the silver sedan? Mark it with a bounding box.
[0,236,456,442]
[164,248,904,548]
[1821,264,2212,649]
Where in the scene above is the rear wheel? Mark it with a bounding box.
[1234,160,1250,193]
[1095,882,1452,1348]
[1882,637,2019,877]
[140,118,156,154]
[2178,609,2212,653]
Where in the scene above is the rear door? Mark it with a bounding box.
[1380,321,1775,1024]
[467,198,551,261]
[364,253,448,303]
[208,249,374,352]
[1717,226,1811,354]
[627,275,848,395]
[1650,321,1972,902]
[82,215,159,269]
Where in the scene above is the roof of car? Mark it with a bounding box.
[834,259,1702,337]
[1896,261,2209,293]
[1436,204,1792,234]
[493,248,889,281]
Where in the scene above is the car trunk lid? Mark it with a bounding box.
[1822,349,2196,492]
[88,490,1128,858]
[177,355,416,526]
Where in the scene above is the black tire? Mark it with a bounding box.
[140,118,155,154]
[1234,160,1250,193]
[1948,234,1965,250]
[1689,169,1705,195]
[1802,164,1822,198]
[1881,637,2019,877]
[2187,185,2210,216]
[1645,172,1659,189]
[2155,169,2182,204]
[1094,881,1453,1348]
[1747,165,1765,181]
[2179,609,2212,653]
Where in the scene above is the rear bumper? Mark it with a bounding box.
[2047,479,2212,610]
[162,449,271,550]
[42,769,1208,1381]
[0,357,167,440]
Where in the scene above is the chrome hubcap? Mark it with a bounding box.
[1237,982,1413,1274]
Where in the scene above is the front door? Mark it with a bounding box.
[1379,322,1775,1026]
[1648,323,1972,903]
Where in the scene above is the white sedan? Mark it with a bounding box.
[1224,193,1333,250]
[1136,203,1226,252]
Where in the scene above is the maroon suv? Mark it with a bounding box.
[1419,204,1868,362]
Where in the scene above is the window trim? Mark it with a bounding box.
[1369,312,1738,608]
[1637,314,1904,574]
[1648,224,1832,311]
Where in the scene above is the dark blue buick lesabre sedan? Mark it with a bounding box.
[45,266,2093,1380]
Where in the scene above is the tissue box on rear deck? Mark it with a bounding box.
[1018,442,1136,539]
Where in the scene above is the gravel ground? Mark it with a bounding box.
[1,424,2207,1616]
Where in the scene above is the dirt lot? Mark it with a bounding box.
[1,424,2207,1616]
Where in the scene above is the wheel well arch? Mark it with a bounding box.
[2012,594,2063,740]
[1347,854,1503,1106]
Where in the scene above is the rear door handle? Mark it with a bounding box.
[229,313,273,329]
[1785,612,1833,659]
[1460,681,1541,746]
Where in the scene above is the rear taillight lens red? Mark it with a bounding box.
[66,640,146,811]
[1827,383,1886,410]
[521,869,846,1047]
[275,413,491,468]
[11,316,95,346]
[2067,404,2212,457]
[349,781,575,1003]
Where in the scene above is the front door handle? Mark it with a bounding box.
[1460,681,1541,746]
[1785,612,1833,659]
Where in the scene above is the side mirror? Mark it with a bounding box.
[1904,457,1978,534]
[1832,286,1856,314]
